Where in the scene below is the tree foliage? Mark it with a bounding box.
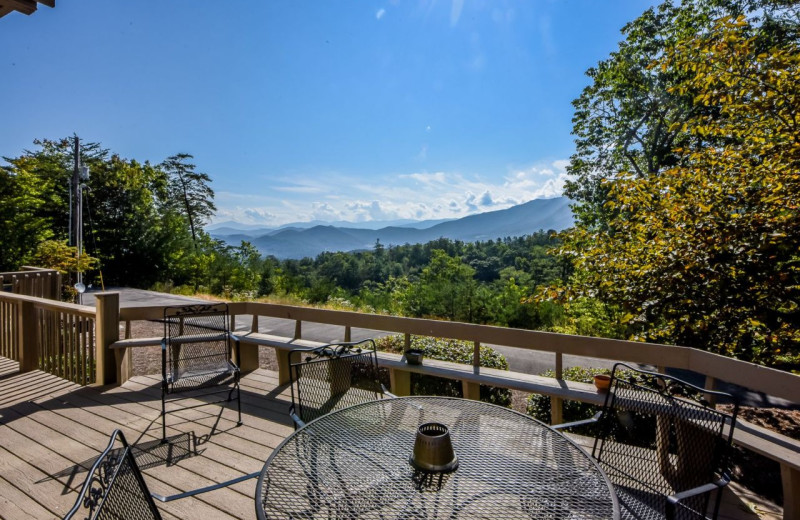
[565,0,798,230]
[160,153,216,247]
[557,16,800,364]
[0,138,217,290]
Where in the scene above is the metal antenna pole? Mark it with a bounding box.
[73,136,84,304]
[72,137,80,247]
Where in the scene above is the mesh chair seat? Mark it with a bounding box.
[165,361,238,392]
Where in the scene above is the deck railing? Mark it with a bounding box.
[0,266,61,299]
[34,299,96,385]
[0,292,117,386]
[1,291,798,517]
[0,296,19,360]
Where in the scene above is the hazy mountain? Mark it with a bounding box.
[207,217,455,238]
[214,197,573,259]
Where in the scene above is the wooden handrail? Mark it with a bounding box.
[117,300,800,404]
[0,292,96,318]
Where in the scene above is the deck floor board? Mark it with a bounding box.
[0,357,773,519]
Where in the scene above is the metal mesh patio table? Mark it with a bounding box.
[256,396,620,519]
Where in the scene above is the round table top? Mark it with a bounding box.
[256,396,619,519]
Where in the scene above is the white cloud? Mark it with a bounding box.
[274,184,325,194]
[210,159,570,226]
[345,200,396,221]
[310,202,341,221]
[450,0,464,27]
[376,8,385,20]
[243,208,277,222]
[403,171,447,185]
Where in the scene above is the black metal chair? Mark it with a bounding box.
[553,363,738,520]
[64,430,162,520]
[288,339,395,429]
[161,303,241,442]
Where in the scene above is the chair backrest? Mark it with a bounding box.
[594,363,738,518]
[163,303,232,390]
[64,429,162,520]
[289,339,383,425]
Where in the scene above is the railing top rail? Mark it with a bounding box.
[0,268,60,277]
[117,300,800,404]
[0,292,96,318]
[240,302,800,404]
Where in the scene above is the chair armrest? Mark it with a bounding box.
[290,411,306,429]
[288,404,306,429]
[228,332,241,343]
[550,412,602,431]
[381,383,397,399]
[665,476,729,518]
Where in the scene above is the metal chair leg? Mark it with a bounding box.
[236,382,242,426]
[161,389,167,443]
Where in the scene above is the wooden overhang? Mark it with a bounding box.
[0,0,54,19]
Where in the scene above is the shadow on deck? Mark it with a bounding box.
[0,357,776,519]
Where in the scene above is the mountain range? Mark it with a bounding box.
[209,196,574,259]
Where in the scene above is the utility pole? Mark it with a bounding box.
[71,136,88,304]
[70,136,80,247]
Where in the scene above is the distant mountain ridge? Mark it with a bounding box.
[210,197,573,259]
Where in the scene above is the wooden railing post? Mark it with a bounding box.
[703,375,718,407]
[94,292,120,386]
[277,348,292,385]
[17,300,38,372]
[782,464,800,520]
[550,352,564,425]
[236,314,260,374]
[462,341,481,400]
[389,367,411,396]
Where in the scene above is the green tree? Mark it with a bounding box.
[565,0,797,231]
[557,17,800,364]
[404,250,478,321]
[0,137,106,270]
[160,153,216,247]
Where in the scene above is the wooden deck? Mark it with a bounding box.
[0,356,777,519]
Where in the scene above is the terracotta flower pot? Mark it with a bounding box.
[593,374,611,391]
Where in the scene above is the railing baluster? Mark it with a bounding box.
[1,300,7,358]
[78,316,84,385]
[69,313,76,383]
[87,317,93,385]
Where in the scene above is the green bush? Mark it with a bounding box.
[374,335,512,407]
[526,366,610,426]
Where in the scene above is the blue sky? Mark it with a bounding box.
[1,1,653,226]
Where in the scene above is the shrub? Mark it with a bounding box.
[374,335,512,407]
[526,366,610,426]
